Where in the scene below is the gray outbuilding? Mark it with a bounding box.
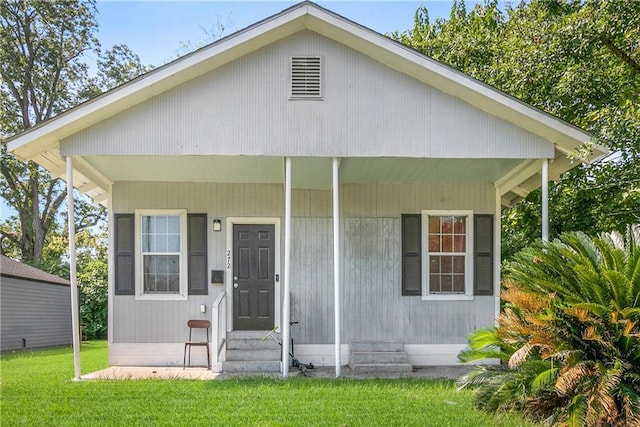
[1,255,73,352]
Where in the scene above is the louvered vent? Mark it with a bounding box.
[290,56,322,99]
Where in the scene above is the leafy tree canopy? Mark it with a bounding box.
[394,0,640,258]
[0,0,148,265]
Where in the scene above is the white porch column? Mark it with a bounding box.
[494,186,502,323]
[282,157,292,378]
[332,158,341,377]
[541,159,549,242]
[66,157,81,380]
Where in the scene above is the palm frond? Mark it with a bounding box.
[508,342,533,369]
[556,361,593,396]
[531,366,559,391]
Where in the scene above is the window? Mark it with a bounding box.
[135,210,187,300]
[422,210,473,300]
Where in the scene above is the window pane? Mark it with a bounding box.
[453,256,465,273]
[167,216,180,233]
[454,235,465,252]
[167,234,180,252]
[442,235,453,252]
[441,217,453,234]
[155,216,167,233]
[429,235,440,252]
[143,255,179,294]
[153,235,167,252]
[454,217,465,234]
[167,256,179,274]
[429,274,440,293]
[441,275,452,292]
[167,275,180,292]
[441,256,452,273]
[429,256,440,273]
[428,216,440,233]
[143,274,155,292]
[453,275,465,293]
[141,233,152,252]
[142,216,153,234]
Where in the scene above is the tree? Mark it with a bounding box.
[1,1,150,265]
[394,0,640,258]
[0,0,99,265]
[174,13,235,58]
[80,44,150,100]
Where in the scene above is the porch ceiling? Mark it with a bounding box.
[84,155,523,190]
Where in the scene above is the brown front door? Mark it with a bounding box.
[232,224,275,330]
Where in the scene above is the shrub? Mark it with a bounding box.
[458,231,640,426]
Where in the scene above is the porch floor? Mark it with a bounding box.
[80,365,472,381]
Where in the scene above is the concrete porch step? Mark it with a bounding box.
[225,349,281,361]
[227,330,276,340]
[350,351,410,365]
[350,363,414,374]
[223,330,281,373]
[226,331,281,350]
[222,360,281,373]
[349,341,413,374]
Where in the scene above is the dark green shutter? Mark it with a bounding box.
[114,214,135,295]
[188,214,208,295]
[474,214,494,296]
[402,214,422,296]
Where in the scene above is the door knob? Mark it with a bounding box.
[233,283,238,288]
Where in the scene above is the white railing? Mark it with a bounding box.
[211,290,227,372]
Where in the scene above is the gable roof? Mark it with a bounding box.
[6,1,606,205]
[0,255,70,286]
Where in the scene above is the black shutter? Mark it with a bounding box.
[474,214,494,296]
[114,214,135,295]
[188,214,208,295]
[402,214,422,296]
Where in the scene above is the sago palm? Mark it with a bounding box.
[458,229,640,426]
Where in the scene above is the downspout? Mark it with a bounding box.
[541,159,549,243]
[332,158,341,377]
[66,156,81,380]
[282,157,292,378]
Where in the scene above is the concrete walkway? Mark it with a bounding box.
[81,365,473,381]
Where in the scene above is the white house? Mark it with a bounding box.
[7,2,605,377]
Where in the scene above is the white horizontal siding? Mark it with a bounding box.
[112,181,496,346]
[1,277,73,351]
[62,31,553,159]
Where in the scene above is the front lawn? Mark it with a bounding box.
[1,341,536,426]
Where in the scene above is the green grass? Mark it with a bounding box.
[1,341,536,426]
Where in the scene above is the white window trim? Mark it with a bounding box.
[134,209,188,301]
[421,210,474,301]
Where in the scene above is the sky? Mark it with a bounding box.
[93,1,467,68]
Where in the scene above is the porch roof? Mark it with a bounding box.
[6,1,606,206]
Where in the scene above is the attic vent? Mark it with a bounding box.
[290,56,322,99]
